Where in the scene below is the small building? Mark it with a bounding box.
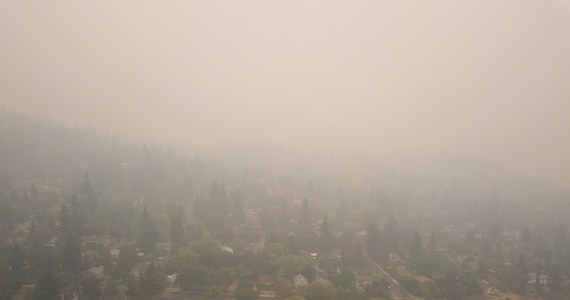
[83,250,99,259]
[356,230,368,240]
[258,290,276,299]
[355,273,374,293]
[44,236,57,248]
[221,245,234,254]
[258,274,275,290]
[82,235,113,250]
[326,249,342,261]
[414,275,433,286]
[110,249,121,261]
[151,290,193,300]
[157,243,172,255]
[389,252,404,265]
[293,274,308,288]
[167,273,178,287]
[528,273,551,293]
[130,262,150,281]
[85,266,105,279]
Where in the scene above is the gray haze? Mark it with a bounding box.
[1,0,569,187]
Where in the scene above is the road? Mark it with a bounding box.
[365,256,425,300]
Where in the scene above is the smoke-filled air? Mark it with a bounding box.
[0,1,569,300]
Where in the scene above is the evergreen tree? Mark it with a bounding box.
[411,230,422,258]
[279,197,291,228]
[114,245,138,279]
[340,241,365,268]
[235,287,259,300]
[0,265,11,300]
[125,274,138,299]
[81,275,102,300]
[516,254,529,292]
[521,227,532,245]
[59,203,82,275]
[193,196,205,222]
[555,223,567,251]
[301,198,311,226]
[139,206,158,254]
[210,180,219,200]
[27,222,42,276]
[170,248,207,290]
[9,243,25,293]
[305,281,336,300]
[170,214,187,255]
[386,215,400,253]
[320,214,333,252]
[466,229,476,246]
[232,191,246,224]
[140,263,165,299]
[82,171,97,212]
[429,233,437,250]
[287,235,298,255]
[366,222,388,263]
[32,261,59,300]
[535,258,542,293]
[211,180,227,203]
[30,183,39,202]
[69,195,86,236]
[336,198,347,225]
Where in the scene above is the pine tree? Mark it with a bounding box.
[125,274,138,299]
[287,235,298,255]
[386,215,400,253]
[32,260,59,300]
[279,197,291,228]
[211,180,227,203]
[139,206,158,254]
[320,214,333,252]
[114,245,137,279]
[59,204,82,275]
[81,275,102,300]
[555,223,567,251]
[0,267,11,300]
[516,254,529,292]
[336,198,347,225]
[30,183,39,202]
[232,191,246,224]
[82,171,97,212]
[210,180,219,200]
[27,222,42,275]
[429,233,437,250]
[301,198,311,226]
[170,214,187,255]
[522,227,532,245]
[366,222,388,263]
[411,230,422,258]
[69,195,86,236]
[193,195,205,222]
[535,258,542,292]
[141,263,165,299]
[9,243,25,293]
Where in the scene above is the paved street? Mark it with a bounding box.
[365,256,424,300]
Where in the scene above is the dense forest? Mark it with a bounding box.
[1,111,569,300]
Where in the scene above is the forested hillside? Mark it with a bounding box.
[1,111,569,300]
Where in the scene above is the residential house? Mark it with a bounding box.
[85,266,105,279]
[293,274,308,288]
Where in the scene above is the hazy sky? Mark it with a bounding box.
[1,1,569,187]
